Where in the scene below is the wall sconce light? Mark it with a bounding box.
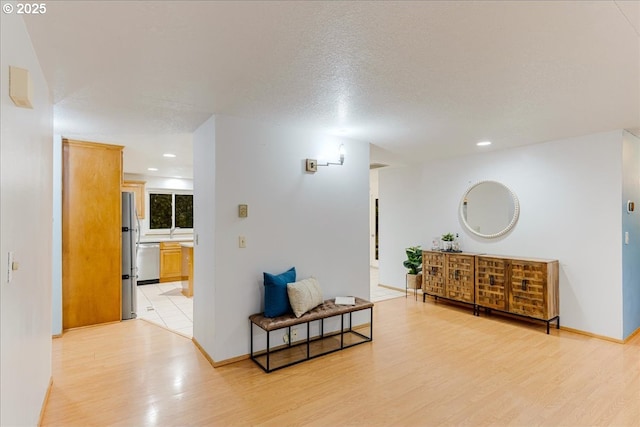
[305,144,345,173]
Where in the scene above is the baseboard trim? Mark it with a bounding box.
[191,337,249,368]
[38,377,53,426]
[559,326,625,344]
[63,320,121,333]
[623,325,640,343]
[378,284,404,292]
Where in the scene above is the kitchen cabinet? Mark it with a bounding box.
[160,241,182,282]
[122,180,146,219]
[181,244,194,297]
[62,139,123,329]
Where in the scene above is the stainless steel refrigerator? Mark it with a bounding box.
[122,192,138,320]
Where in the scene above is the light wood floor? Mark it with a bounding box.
[43,297,640,426]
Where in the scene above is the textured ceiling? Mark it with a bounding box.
[22,1,640,178]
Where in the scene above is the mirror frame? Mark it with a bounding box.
[459,180,520,239]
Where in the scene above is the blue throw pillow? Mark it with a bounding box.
[264,267,296,318]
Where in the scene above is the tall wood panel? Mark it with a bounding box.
[62,139,123,329]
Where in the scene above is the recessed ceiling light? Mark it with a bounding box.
[477,141,492,146]
[147,167,158,171]
[163,153,176,158]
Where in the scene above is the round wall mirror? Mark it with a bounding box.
[459,180,520,238]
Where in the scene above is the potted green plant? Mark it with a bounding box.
[403,245,423,290]
[441,233,454,251]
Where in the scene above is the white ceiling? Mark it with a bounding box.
[23,1,640,178]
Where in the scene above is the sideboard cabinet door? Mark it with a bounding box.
[445,254,475,303]
[509,260,559,320]
[422,251,445,296]
[475,256,509,311]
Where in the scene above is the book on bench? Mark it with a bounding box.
[335,296,355,305]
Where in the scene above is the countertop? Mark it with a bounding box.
[180,242,194,248]
[139,235,194,244]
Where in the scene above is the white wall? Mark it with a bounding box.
[1,14,54,426]
[193,115,370,362]
[378,166,423,285]
[192,115,216,355]
[622,131,640,338]
[380,131,624,340]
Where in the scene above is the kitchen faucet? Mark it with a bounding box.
[170,226,179,239]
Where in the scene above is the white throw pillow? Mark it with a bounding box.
[287,277,323,318]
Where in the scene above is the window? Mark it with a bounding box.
[149,191,193,230]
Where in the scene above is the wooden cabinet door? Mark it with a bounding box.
[181,246,190,280]
[62,140,123,329]
[181,246,194,297]
[445,254,474,303]
[422,251,445,296]
[122,180,145,219]
[160,242,182,282]
[509,261,547,319]
[475,257,509,311]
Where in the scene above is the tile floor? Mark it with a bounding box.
[137,282,193,338]
[369,267,415,302]
[136,268,410,338]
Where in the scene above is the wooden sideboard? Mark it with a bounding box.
[422,250,559,333]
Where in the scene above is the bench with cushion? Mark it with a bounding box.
[249,297,374,372]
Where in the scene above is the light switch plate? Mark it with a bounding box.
[305,159,317,173]
[239,236,246,248]
[9,66,33,109]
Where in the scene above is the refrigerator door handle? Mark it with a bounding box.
[136,211,141,246]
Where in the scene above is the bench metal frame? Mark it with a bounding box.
[250,306,373,373]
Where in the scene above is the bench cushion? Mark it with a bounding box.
[250,297,374,331]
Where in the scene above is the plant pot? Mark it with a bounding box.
[406,273,422,290]
[442,240,453,251]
